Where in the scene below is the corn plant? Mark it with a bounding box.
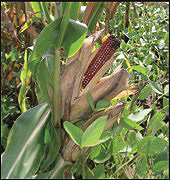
[2,2,168,179]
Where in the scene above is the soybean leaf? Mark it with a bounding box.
[164,84,169,96]
[153,161,169,174]
[131,65,147,75]
[63,121,83,146]
[149,80,163,94]
[163,97,169,113]
[136,154,147,177]
[1,103,50,179]
[89,144,101,160]
[96,99,110,111]
[128,108,152,122]
[81,115,107,148]
[138,136,168,156]
[112,136,126,154]
[120,117,144,130]
[148,111,164,135]
[139,85,152,100]
[93,148,111,164]
[93,164,105,178]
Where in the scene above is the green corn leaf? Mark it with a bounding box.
[39,121,60,172]
[1,103,50,179]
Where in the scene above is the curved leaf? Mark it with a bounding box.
[39,122,61,172]
[32,17,62,61]
[31,17,87,62]
[35,155,72,179]
[81,115,107,148]
[64,121,83,146]
[62,19,87,57]
[1,103,50,179]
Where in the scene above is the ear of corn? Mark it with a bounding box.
[81,35,120,89]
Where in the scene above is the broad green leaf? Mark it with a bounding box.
[154,147,168,164]
[96,99,110,111]
[36,58,53,107]
[62,19,87,57]
[87,92,95,111]
[148,111,164,135]
[131,65,147,75]
[89,144,101,160]
[136,154,147,177]
[93,164,105,178]
[93,149,111,164]
[69,2,81,20]
[149,80,163,94]
[139,85,152,100]
[35,155,72,179]
[88,131,112,147]
[164,84,169,96]
[112,136,126,154]
[1,103,50,179]
[63,121,83,146]
[32,17,87,61]
[128,108,152,122]
[126,130,138,147]
[120,117,144,130]
[153,161,169,174]
[81,115,107,148]
[18,49,32,112]
[39,122,60,172]
[163,97,169,113]
[32,17,62,60]
[120,40,127,50]
[138,136,168,156]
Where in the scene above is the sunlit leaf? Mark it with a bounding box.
[64,121,83,146]
[81,115,107,147]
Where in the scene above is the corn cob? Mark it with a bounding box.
[81,35,120,89]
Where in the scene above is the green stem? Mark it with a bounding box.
[41,2,52,24]
[53,50,61,127]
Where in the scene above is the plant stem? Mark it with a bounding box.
[41,2,52,24]
[53,49,61,127]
